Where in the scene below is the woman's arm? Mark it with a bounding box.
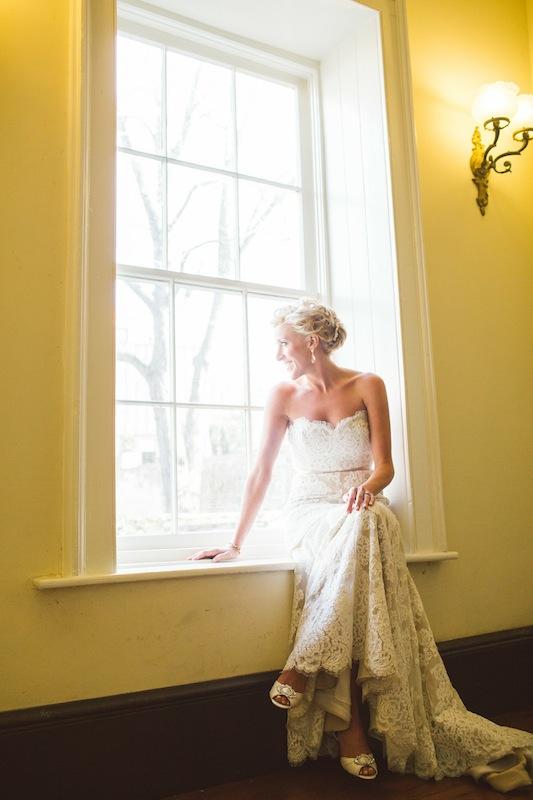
[345,373,395,513]
[187,383,291,561]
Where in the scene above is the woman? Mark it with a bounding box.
[188,298,533,792]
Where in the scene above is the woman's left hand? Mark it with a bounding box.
[342,485,375,513]
[186,546,239,562]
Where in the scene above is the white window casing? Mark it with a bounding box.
[320,0,449,555]
[41,0,455,589]
[62,0,118,577]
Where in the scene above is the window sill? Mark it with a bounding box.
[32,550,458,589]
[33,557,296,589]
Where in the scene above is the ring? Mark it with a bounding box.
[364,491,372,496]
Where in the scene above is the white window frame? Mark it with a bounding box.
[50,0,455,587]
[114,7,328,567]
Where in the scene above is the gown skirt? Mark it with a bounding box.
[280,461,533,791]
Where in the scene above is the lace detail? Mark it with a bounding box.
[288,409,371,475]
[280,415,533,788]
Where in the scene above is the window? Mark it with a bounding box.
[46,0,453,588]
[114,16,326,567]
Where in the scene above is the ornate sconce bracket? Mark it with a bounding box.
[470,117,533,215]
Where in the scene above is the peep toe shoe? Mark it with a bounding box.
[339,752,378,780]
[333,732,378,780]
[269,680,304,709]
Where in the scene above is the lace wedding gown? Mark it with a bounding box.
[280,408,533,789]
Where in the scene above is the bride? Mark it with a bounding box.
[188,297,533,792]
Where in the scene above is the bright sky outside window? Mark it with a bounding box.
[115,32,308,549]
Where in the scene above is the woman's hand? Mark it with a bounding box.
[342,485,375,513]
[186,546,239,563]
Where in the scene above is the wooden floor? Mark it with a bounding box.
[167,710,533,800]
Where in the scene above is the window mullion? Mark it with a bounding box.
[117,145,301,192]
[162,45,168,271]
[169,276,178,538]
[117,262,308,299]
[163,47,178,539]
[242,287,252,475]
[232,66,241,283]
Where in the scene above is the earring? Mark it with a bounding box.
[311,351,316,364]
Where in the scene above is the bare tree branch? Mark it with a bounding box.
[167,181,216,231]
[117,351,150,380]
[118,117,163,265]
[180,239,219,271]
[183,183,231,465]
[168,64,201,152]
[123,277,156,314]
[241,194,282,251]
[118,116,159,152]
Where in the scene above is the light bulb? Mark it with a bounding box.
[471,81,520,126]
[512,94,533,130]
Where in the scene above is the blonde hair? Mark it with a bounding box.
[271,296,347,354]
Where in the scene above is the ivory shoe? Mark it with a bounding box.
[269,680,304,709]
[339,753,378,780]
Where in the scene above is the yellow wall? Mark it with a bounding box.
[529,0,533,85]
[1,0,532,712]
[404,0,533,630]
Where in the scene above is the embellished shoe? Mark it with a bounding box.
[269,680,304,709]
[339,753,378,780]
[333,732,378,780]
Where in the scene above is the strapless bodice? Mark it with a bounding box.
[287,409,372,472]
[285,409,374,505]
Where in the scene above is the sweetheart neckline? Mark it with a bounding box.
[288,408,368,430]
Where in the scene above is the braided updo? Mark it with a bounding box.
[271,297,347,355]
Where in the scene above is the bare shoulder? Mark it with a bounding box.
[358,372,387,393]
[358,373,393,464]
[265,381,296,416]
[357,372,389,408]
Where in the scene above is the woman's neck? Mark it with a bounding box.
[301,362,354,394]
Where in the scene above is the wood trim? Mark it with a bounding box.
[1,627,531,799]
[437,625,533,716]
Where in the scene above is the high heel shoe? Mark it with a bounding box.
[333,732,378,780]
[339,753,378,780]
[269,680,304,709]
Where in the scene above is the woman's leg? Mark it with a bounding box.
[336,660,375,769]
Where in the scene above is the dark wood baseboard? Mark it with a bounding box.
[1,626,532,800]
[438,625,533,716]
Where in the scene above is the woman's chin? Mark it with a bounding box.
[286,364,302,379]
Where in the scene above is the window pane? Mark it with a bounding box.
[177,408,246,533]
[239,181,303,289]
[251,409,291,528]
[116,404,173,537]
[175,287,245,405]
[117,35,163,155]
[247,294,294,406]
[167,50,235,171]
[116,152,163,269]
[167,163,236,278]
[236,72,299,185]
[116,277,171,402]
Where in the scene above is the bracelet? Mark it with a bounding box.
[227,542,241,552]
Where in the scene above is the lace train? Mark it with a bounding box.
[281,498,533,788]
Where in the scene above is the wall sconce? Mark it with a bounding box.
[470,81,533,215]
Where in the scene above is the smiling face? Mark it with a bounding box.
[275,323,315,379]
